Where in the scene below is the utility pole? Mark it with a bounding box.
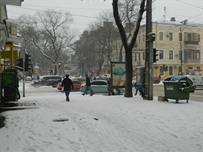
[179,27,183,75]
[144,0,154,100]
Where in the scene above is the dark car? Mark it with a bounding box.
[32,75,62,88]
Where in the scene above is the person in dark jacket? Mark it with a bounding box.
[16,77,21,100]
[107,78,115,95]
[62,74,74,102]
[82,74,93,96]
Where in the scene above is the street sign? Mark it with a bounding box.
[0,50,18,58]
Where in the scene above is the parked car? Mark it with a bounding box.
[57,79,83,91]
[71,77,86,83]
[25,76,32,81]
[153,76,160,84]
[32,75,62,88]
[80,79,124,95]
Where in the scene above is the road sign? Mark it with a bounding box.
[0,50,18,58]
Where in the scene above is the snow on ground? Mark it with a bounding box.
[0,82,202,152]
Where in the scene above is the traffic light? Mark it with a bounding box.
[153,48,159,63]
[16,58,23,71]
[58,62,61,68]
[25,54,32,71]
[165,66,168,71]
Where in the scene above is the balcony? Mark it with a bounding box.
[184,41,199,45]
[0,0,24,6]
[184,59,200,64]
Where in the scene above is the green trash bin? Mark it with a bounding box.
[163,76,196,103]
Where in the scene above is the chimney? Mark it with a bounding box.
[170,17,176,21]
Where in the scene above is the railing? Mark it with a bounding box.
[184,41,199,45]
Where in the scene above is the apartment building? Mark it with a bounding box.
[133,21,203,80]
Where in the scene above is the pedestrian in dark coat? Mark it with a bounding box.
[107,78,115,95]
[16,77,21,100]
[82,74,94,96]
[62,74,74,102]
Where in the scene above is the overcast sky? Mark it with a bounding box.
[6,0,203,34]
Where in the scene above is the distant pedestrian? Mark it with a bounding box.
[16,77,21,100]
[82,74,94,96]
[134,82,143,97]
[62,74,74,102]
[107,78,114,95]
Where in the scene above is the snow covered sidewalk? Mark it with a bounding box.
[0,90,202,152]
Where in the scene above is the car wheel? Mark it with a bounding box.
[113,88,120,95]
[52,83,57,88]
[33,84,40,88]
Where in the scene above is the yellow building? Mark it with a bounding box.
[133,21,203,80]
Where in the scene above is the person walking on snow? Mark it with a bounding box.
[62,74,74,102]
[134,82,143,97]
[82,74,94,96]
[107,78,115,95]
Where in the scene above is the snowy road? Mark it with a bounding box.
[0,84,202,152]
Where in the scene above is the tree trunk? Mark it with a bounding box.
[124,48,133,97]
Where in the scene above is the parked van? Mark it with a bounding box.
[100,74,111,79]
[185,75,203,87]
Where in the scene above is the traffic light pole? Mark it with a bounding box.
[144,0,153,100]
[23,58,25,97]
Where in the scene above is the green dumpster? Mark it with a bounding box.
[163,76,196,103]
[2,69,18,102]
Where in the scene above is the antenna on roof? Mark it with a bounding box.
[163,6,166,22]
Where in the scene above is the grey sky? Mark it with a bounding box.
[6,0,202,33]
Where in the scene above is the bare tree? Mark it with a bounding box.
[88,19,118,76]
[15,15,44,75]
[117,0,140,62]
[32,9,76,75]
[112,0,146,97]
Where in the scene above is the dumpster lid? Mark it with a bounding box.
[164,75,193,85]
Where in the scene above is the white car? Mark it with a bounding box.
[25,76,32,81]
[132,76,136,85]
[80,80,124,95]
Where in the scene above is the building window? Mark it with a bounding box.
[169,50,173,60]
[178,66,181,74]
[187,50,200,59]
[143,34,145,43]
[159,50,164,59]
[160,66,164,76]
[169,32,173,41]
[138,36,141,44]
[159,32,163,41]
[198,34,200,41]
[188,33,192,41]
[143,52,145,60]
[134,53,137,61]
[123,55,125,62]
[179,32,182,41]
[169,66,173,75]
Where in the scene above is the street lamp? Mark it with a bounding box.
[179,20,189,75]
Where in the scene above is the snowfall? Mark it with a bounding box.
[0,81,202,152]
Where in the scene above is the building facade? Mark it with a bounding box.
[132,21,203,80]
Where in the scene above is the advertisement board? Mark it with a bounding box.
[111,62,126,88]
